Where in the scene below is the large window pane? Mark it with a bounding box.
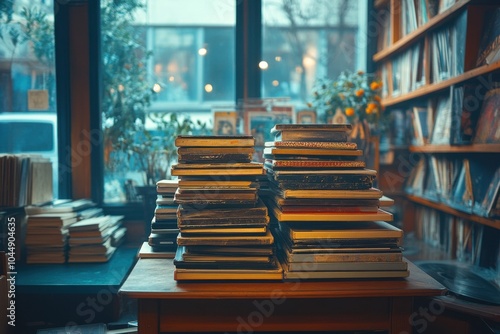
[262,0,365,110]
[0,0,58,198]
[102,0,235,203]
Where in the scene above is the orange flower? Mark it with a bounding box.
[374,95,381,102]
[367,102,377,111]
[345,108,355,116]
[365,107,372,114]
[370,82,379,90]
[355,89,364,97]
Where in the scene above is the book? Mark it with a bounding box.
[25,199,96,215]
[271,205,393,222]
[477,167,500,217]
[179,225,267,235]
[265,159,365,169]
[174,266,283,281]
[272,187,383,199]
[270,180,373,191]
[177,229,274,246]
[282,269,409,280]
[271,195,380,208]
[283,260,408,272]
[178,179,257,188]
[177,147,254,163]
[271,123,352,132]
[174,189,258,202]
[263,147,363,158]
[430,94,452,145]
[270,124,352,142]
[278,220,403,243]
[178,199,268,218]
[171,162,265,176]
[280,247,404,263]
[477,7,500,66]
[267,168,377,181]
[473,88,500,144]
[175,135,255,147]
[449,84,483,145]
[265,141,357,150]
[183,245,274,256]
[138,242,176,259]
[178,216,269,227]
[26,212,78,228]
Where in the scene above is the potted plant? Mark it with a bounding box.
[308,70,385,167]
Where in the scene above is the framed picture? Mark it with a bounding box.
[271,105,294,125]
[244,111,275,147]
[296,110,317,124]
[213,111,238,135]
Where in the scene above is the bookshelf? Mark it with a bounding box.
[374,0,500,318]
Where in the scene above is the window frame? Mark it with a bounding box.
[62,0,373,215]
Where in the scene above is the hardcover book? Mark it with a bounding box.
[178,179,257,188]
[265,141,357,150]
[178,199,268,218]
[177,229,274,246]
[178,225,268,235]
[270,195,380,208]
[263,147,363,158]
[278,221,403,242]
[175,135,255,147]
[272,187,384,199]
[177,147,254,163]
[271,205,393,222]
[266,159,366,169]
[270,124,352,142]
[178,216,269,227]
[174,265,283,281]
[270,180,373,191]
[282,269,409,280]
[171,162,265,176]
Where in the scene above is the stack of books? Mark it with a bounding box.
[264,124,408,280]
[24,199,102,264]
[67,215,126,263]
[171,135,283,280]
[25,212,78,264]
[144,179,179,257]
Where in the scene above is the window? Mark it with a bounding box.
[262,0,366,105]
[0,0,59,198]
[101,0,367,204]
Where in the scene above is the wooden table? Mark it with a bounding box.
[120,258,445,334]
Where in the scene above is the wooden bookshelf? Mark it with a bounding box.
[375,0,500,300]
[409,144,500,153]
[408,195,500,230]
[381,60,500,107]
[373,0,471,62]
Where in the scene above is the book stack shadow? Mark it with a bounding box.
[145,179,179,257]
[171,135,283,281]
[262,124,409,280]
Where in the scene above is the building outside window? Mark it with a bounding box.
[0,0,59,198]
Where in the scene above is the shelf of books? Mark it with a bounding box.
[409,144,500,153]
[374,0,500,308]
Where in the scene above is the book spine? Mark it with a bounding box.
[273,181,373,190]
[288,252,403,263]
[271,174,375,183]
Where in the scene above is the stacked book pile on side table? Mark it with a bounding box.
[262,124,409,279]
[141,179,180,258]
[171,135,283,280]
